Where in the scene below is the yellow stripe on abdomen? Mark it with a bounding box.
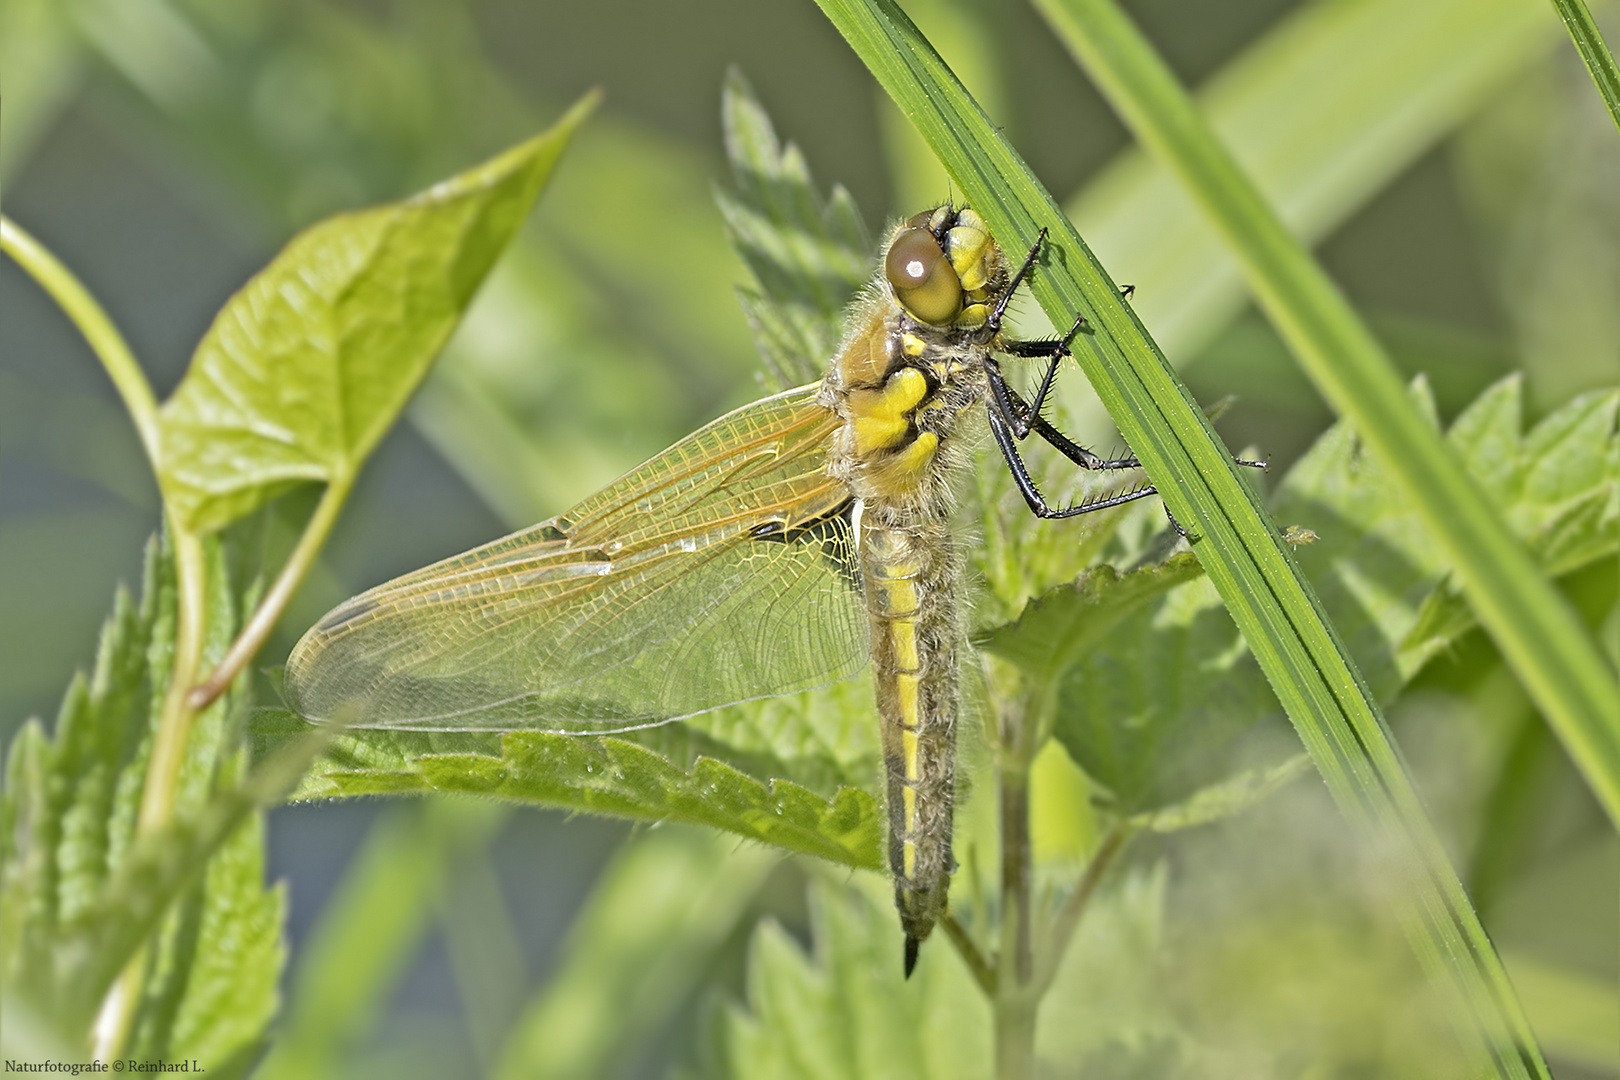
[861,519,959,952]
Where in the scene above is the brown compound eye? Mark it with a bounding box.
[885,227,963,326]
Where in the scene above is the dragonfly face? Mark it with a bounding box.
[288,205,1161,974]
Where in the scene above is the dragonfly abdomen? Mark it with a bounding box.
[860,513,959,962]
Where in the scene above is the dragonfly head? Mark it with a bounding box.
[884,205,1002,328]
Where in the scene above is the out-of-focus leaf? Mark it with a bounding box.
[976,553,1204,685]
[0,0,83,181]
[1042,378,1617,816]
[1280,377,1618,686]
[493,827,778,1080]
[157,99,595,534]
[712,875,990,1080]
[1049,573,1283,814]
[257,711,882,870]
[256,799,506,1080]
[716,68,871,390]
[1034,865,1183,1073]
[1128,755,1309,834]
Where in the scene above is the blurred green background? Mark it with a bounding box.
[1,0,1615,1076]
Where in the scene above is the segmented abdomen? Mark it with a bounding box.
[860,513,958,949]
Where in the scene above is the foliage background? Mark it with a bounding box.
[1,0,1615,1077]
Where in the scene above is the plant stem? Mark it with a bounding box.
[994,764,1037,1080]
[1037,822,1132,994]
[940,913,996,994]
[97,525,208,1060]
[190,472,354,710]
[0,216,162,470]
[139,526,209,832]
[1548,0,1620,135]
[999,768,1033,987]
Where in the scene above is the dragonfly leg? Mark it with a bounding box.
[985,360,1140,472]
[984,379,1161,522]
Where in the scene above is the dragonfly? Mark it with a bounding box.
[286,205,1197,975]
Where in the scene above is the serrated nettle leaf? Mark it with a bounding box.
[1051,575,1283,814]
[1280,376,1618,694]
[158,97,595,533]
[1039,377,1617,818]
[250,708,505,800]
[282,727,883,870]
[977,553,1204,685]
[1,532,289,1063]
[718,70,871,387]
[715,875,990,1080]
[260,671,881,803]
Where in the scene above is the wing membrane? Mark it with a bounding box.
[285,384,867,731]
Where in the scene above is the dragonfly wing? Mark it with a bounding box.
[285,385,867,731]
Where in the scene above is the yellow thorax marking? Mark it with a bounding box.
[850,367,929,456]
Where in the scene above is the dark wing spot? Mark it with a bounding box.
[317,597,379,632]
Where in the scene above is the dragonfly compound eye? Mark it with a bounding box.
[886,226,963,326]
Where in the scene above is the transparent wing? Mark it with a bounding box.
[285,384,867,731]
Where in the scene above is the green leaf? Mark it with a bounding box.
[264,715,882,870]
[157,94,596,534]
[1048,573,1284,814]
[976,553,1204,686]
[2,537,164,1026]
[1128,755,1310,834]
[492,827,779,1080]
[1276,377,1619,687]
[262,665,882,803]
[713,875,990,1080]
[1035,378,1615,818]
[1,533,304,1062]
[716,68,871,390]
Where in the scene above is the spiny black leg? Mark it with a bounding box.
[1163,503,1191,539]
[1119,284,1136,300]
[986,405,1163,520]
[985,361,1141,471]
[1001,312,1090,360]
[986,228,1047,334]
[1011,313,1088,438]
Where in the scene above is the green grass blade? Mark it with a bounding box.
[1038,0,1620,831]
[812,0,1554,1074]
[1548,0,1620,134]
